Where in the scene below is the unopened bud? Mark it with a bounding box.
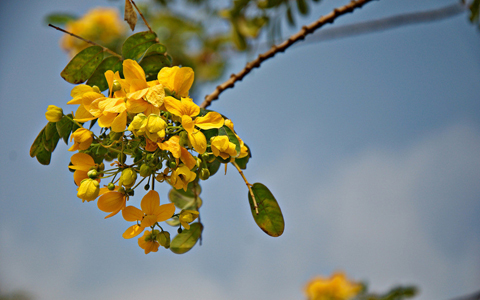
[156,231,171,249]
[112,80,121,92]
[199,168,210,180]
[139,164,153,177]
[120,168,137,188]
[45,105,63,122]
[87,169,98,179]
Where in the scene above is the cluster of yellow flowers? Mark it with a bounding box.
[304,272,362,300]
[60,7,127,57]
[45,59,249,253]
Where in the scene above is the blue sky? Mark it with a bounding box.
[0,0,479,299]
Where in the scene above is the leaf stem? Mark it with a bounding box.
[48,24,122,58]
[231,161,258,215]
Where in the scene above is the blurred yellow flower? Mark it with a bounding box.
[169,165,197,191]
[138,230,160,254]
[61,7,127,57]
[210,135,237,160]
[179,210,199,230]
[304,272,362,300]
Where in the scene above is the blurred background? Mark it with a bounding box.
[0,0,479,299]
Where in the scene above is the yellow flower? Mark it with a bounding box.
[145,114,167,142]
[224,119,249,159]
[158,135,196,170]
[67,85,104,122]
[123,59,165,115]
[69,153,96,186]
[128,113,147,136]
[157,66,194,98]
[77,178,100,202]
[97,189,127,219]
[45,105,63,122]
[68,128,93,151]
[210,136,237,160]
[304,272,362,300]
[138,230,160,254]
[119,168,137,189]
[122,190,176,239]
[87,70,128,132]
[164,96,224,154]
[179,210,199,230]
[169,165,197,191]
[61,7,127,57]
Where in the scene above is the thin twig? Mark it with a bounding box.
[129,0,159,42]
[48,24,122,59]
[305,3,466,43]
[231,161,258,215]
[200,0,376,109]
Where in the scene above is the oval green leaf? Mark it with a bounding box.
[122,31,158,61]
[36,147,52,165]
[30,128,46,158]
[56,114,74,144]
[86,56,123,91]
[248,183,284,237]
[170,222,203,254]
[168,188,202,210]
[61,46,104,84]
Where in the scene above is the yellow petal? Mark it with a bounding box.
[111,110,127,132]
[122,205,143,222]
[123,59,148,91]
[174,67,194,97]
[188,130,207,154]
[182,115,194,134]
[180,147,196,170]
[122,224,144,239]
[180,97,200,118]
[141,190,160,215]
[164,96,184,117]
[195,112,224,130]
[155,203,176,222]
[97,191,125,218]
[70,153,95,170]
[98,112,116,128]
[141,215,157,228]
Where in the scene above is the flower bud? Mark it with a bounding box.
[156,231,171,249]
[87,169,98,179]
[107,182,115,190]
[168,161,177,169]
[77,178,100,202]
[199,168,210,180]
[120,168,137,188]
[45,105,63,122]
[139,164,153,177]
[112,80,121,92]
[92,85,101,94]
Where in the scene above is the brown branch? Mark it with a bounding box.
[200,0,377,109]
[48,24,122,58]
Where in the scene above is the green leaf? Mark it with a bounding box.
[122,31,158,61]
[36,147,52,165]
[140,54,171,81]
[168,188,202,210]
[296,0,309,15]
[470,0,480,22]
[30,128,46,158]
[170,222,203,254]
[45,13,76,25]
[286,5,295,27]
[44,122,57,140]
[248,183,284,237]
[44,130,60,152]
[218,125,241,156]
[61,46,104,84]
[56,114,74,144]
[86,56,123,91]
[206,158,221,176]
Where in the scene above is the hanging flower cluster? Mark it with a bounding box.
[32,2,284,255]
[35,59,252,254]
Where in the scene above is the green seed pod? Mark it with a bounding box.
[112,80,121,92]
[157,231,171,249]
[139,164,153,177]
[107,182,115,190]
[120,168,137,188]
[199,168,210,180]
[87,169,98,179]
